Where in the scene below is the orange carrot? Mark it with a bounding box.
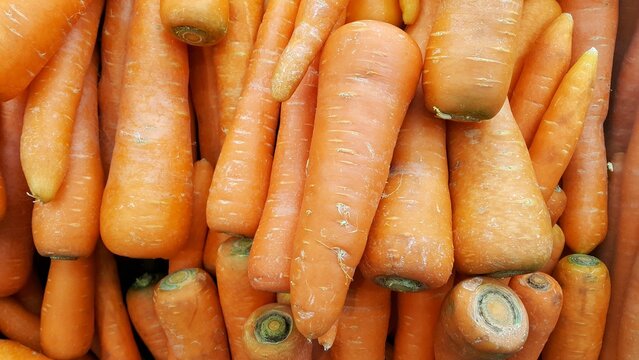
[19,0,104,203]
[0,93,34,297]
[543,254,610,360]
[125,274,169,360]
[0,297,41,351]
[404,0,441,65]
[422,0,523,121]
[345,0,402,26]
[447,100,553,276]
[392,276,453,360]
[15,270,43,315]
[277,292,291,305]
[242,303,312,360]
[317,322,338,351]
[160,0,229,46]
[202,231,232,274]
[594,152,625,267]
[0,0,91,101]
[617,252,639,360]
[433,277,529,359]
[399,0,420,25]
[510,12,573,146]
[247,57,318,293]
[539,224,566,274]
[0,339,51,360]
[547,186,567,225]
[508,272,563,360]
[0,174,5,221]
[98,0,135,175]
[100,0,193,259]
[41,256,95,360]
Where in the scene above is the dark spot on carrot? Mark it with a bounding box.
[374,275,427,292]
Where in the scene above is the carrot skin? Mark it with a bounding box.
[539,224,566,274]
[0,297,41,351]
[594,152,625,268]
[546,187,567,226]
[15,270,44,315]
[126,274,169,360]
[0,339,52,360]
[617,250,639,359]
[202,231,232,274]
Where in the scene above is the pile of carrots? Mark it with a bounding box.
[0,0,636,358]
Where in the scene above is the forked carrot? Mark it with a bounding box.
[0,340,51,360]
[594,152,625,267]
[547,187,567,225]
[160,0,229,46]
[202,231,232,274]
[126,274,169,360]
[345,0,402,26]
[0,296,41,351]
[539,224,566,274]
[15,269,43,315]
[399,0,420,25]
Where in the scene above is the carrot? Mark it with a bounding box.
[0,297,41,351]
[345,0,402,26]
[247,57,319,293]
[529,48,598,202]
[393,275,453,360]
[242,303,312,360]
[613,0,639,75]
[510,12,573,146]
[277,292,291,305]
[41,256,95,360]
[206,0,301,237]
[543,254,610,359]
[399,0,420,25]
[98,0,135,175]
[422,0,523,122]
[154,268,229,359]
[594,152,625,267]
[0,174,5,220]
[317,322,338,351]
[0,340,51,360]
[508,272,563,360]
[508,0,562,95]
[547,186,567,226]
[15,270,43,315]
[289,20,421,338]
[202,231,232,274]
[160,0,229,46]
[94,242,141,360]
[433,277,529,359]
[100,0,193,259]
[404,0,441,61]
[617,253,639,359]
[19,0,104,204]
[539,224,566,274]
[125,274,169,360]
[32,55,102,259]
[217,237,276,359]
[0,93,34,297]
[447,100,553,276]
[558,0,618,255]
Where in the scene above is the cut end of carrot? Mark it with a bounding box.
[230,236,253,256]
[476,285,524,329]
[172,25,225,46]
[254,310,293,344]
[131,273,161,290]
[159,268,198,291]
[373,275,426,292]
[567,254,600,267]
[525,273,551,291]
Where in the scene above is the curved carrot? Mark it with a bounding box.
[202,231,232,274]
[345,0,402,26]
[19,0,104,203]
[547,186,567,225]
[0,340,51,360]
[423,0,523,121]
[98,0,135,175]
[100,0,193,259]
[510,12,573,146]
[0,0,90,101]
[248,57,318,293]
[543,254,610,360]
[539,224,566,274]
[0,93,34,297]
[126,274,169,360]
[15,270,43,315]
[508,272,563,360]
[594,152,625,267]
[433,277,529,359]
[0,297,41,351]
[399,0,420,25]
[448,100,553,276]
[206,0,301,237]
[160,0,229,46]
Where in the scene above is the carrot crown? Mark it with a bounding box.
[566,254,600,267]
[230,237,253,256]
[158,268,198,291]
[526,273,550,291]
[374,275,425,292]
[131,273,162,290]
[254,309,293,344]
[476,285,524,331]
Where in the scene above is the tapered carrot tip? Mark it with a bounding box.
[374,276,426,292]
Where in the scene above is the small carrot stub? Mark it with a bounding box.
[539,224,566,274]
[345,0,402,26]
[543,254,610,360]
[126,274,169,360]
[0,340,51,360]
[433,277,529,360]
[202,231,232,274]
[547,187,567,225]
[160,0,229,46]
[422,0,523,121]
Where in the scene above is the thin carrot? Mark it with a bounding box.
[433,277,529,359]
[510,12,573,146]
[247,57,318,293]
[508,272,563,360]
[0,297,41,351]
[594,152,625,267]
[617,252,639,359]
[547,186,567,226]
[393,276,453,360]
[242,303,312,360]
[539,224,566,274]
[0,340,51,360]
[19,0,104,203]
[399,0,420,25]
[98,0,135,175]
[447,100,553,276]
[345,0,402,26]
[15,270,43,315]
[125,274,169,360]
[317,322,338,351]
[0,93,34,297]
[202,231,232,274]
[160,0,229,46]
[543,254,610,360]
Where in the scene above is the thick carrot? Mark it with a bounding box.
[19,0,104,203]
[0,340,51,360]
[98,0,135,175]
[617,253,639,360]
[160,0,229,46]
[289,20,421,338]
[125,274,169,360]
[510,12,573,146]
[558,0,618,256]
[447,100,553,276]
[242,303,312,360]
[100,0,193,259]
[202,231,232,274]
[32,56,102,259]
[539,224,566,274]
[217,237,276,359]
[94,242,141,360]
[433,277,529,359]
[154,268,229,359]
[392,276,453,360]
[206,0,301,237]
[0,297,41,351]
[15,270,43,315]
[422,0,523,122]
[508,272,563,360]
[345,0,402,26]
[547,186,567,225]
[0,93,34,297]
[529,48,598,202]
[41,256,95,360]
[594,152,625,267]
[270,0,350,101]
[247,57,318,293]
[399,0,420,25]
[0,0,90,101]
[543,254,610,359]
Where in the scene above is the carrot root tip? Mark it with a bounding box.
[373,275,426,292]
[254,310,293,344]
[159,268,197,291]
[567,254,600,267]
